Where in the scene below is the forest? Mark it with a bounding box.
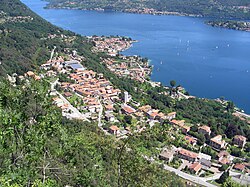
[0,79,185,186]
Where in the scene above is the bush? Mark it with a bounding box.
[219,164,229,171]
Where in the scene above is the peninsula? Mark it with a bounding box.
[206,20,250,32]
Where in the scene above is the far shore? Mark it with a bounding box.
[43,3,250,115]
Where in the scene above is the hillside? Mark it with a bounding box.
[0,0,79,76]
[0,0,186,186]
[46,0,250,19]
[1,0,250,186]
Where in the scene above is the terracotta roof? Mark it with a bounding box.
[234,163,245,171]
[52,97,60,101]
[178,148,198,159]
[182,125,190,131]
[149,111,159,118]
[211,135,225,146]
[64,92,73,97]
[199,125,211,133]
[34,75,41,80]
[189,162,202,172]
[157,112,165,118]
[167,112,176,116]
[122,105,136,114]
[105,105,114,110]
[219,157,230,165]
[234,135,247,141]
[26,71,35,77]
[171,120,185,126]
[139,105,152,113]
[109,125,119,131]
[218,151,229,158]
[185,136,197,144]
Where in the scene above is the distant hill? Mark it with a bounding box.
[46,0,250,19]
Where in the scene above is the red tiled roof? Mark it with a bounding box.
[122,105,136,114]
[189,162,202,172]
[178,148,198,159]
[167,112,176,116]
[171,120,185,126]
[199,125,211,133]
[219,158,230,165]
[150,112,158,117]
[234,135,247,141]
[185,136,196,144]
[109,125,119,131]
[211,135,225,146]
[26,71,35,77]
[105,105,114,110]
[234,163,245,171]
[218,151,229,158]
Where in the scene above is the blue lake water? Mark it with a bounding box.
[22,0,250,113]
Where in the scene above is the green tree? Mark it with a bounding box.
[222,177,244,187]
[124,115,132,124]
[219,164,229,171]
[170,80,176,88]
[226,101,235,112]
[217,170,229,184]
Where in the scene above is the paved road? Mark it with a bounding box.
[142,156,217,187]
[58,93,89,121]
[162,164,217,187]
[235,111,250,118]
[51,79,89,121]
[204,171,240,182]
[178,160,189,171]
[98,100,103,127]
[177,91,193,99]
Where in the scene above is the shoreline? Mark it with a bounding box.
[45,5,202,18]
[115,37,250,116]
[45,6,250,34]
[206,20,250,32]
[36,1,250,115]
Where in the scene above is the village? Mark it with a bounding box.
[0,10,33,24]
[22,35,250,187]
[91,36,135,56]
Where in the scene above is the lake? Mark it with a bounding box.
[22,0,250,113]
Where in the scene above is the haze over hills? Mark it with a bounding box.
[46,0,250,19]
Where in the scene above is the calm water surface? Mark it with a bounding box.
[22,0,250,113]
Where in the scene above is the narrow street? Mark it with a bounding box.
[51,79,90,122]
[98,99,103,127]
[162,164,217,187]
